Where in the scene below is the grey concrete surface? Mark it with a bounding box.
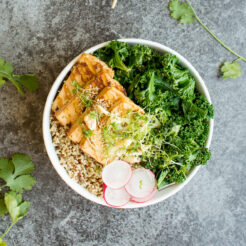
[0,0,246,245]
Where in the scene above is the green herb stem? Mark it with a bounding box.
[0,223,14,239]
[186,0,246,62]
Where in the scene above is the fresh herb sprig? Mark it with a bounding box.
[101,110,159,162]
[0,58,39,94]
[168,0,245,79]
[82,129,94,138]
[72,80,93,107]
[0,154,35,245]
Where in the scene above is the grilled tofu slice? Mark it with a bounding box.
[109,97,144,116]
[68,87,125,143]
[68,87,144,144]
[55,96,83,126]
[56,72,125,130]
[83,107,100,131]
[83,87,128,127]
[80,128,113,165]
[52,66,86,112]
[52,53,114,112]
[79,97,144,165]
[96,86,127,106]
[78,53,114,79]
[84,72,126,95]
[68,118,85,144]
[68,105,109,143]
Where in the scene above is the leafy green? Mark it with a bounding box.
[0,154,35,243]
[110,50,130,72]
[168,0,195,23]
[0,58,39,94]
[4,191,30,224]
[0,238,7,246]
[0,199,8,216]
[94,41,213,188]
[88,111,99,120]
[162,53,195,100]
[0,192,30,243]
[97,41,130,72]
[129,44,153,67]
[82,129,94,138]
[221,61,242,79]
[157,170,169,189]
[134,71,156,103]
[168,0,246,78]
[0,154,35,193]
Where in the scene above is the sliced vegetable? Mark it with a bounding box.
[104,186,130,207]
[131,187,157,203]
[102,160,132,189]
[125,168,156,198]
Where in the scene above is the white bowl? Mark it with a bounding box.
[43,39,214,208]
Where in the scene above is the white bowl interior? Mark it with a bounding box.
[43,39,214,208]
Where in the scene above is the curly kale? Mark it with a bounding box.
[94,41,214,188]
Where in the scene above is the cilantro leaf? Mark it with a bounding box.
[0,198,8,215]
[168,0,195,24]
[0,58,13,73]
[0,154,35,193]
[0,154,35,242]
[221,61,242,79]
[0,78,6,86]
[14,74,39,92]
[0,58,39,94]
[0,238,8,246]
[4,191,30,224]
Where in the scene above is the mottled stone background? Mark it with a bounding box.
[0,0,246,245]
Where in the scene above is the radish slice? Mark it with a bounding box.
[102,160,132,189]
[125,168,156,198]
[104,186,130,207]
[131,188,157,203]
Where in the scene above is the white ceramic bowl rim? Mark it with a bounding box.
[43,38,214,208]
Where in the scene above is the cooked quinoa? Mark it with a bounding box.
[50,114,104,197]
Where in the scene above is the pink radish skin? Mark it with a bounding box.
[102,160,132,190]
[104,186,131,207]
[125,168,156,198]
[131,188,157,203]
